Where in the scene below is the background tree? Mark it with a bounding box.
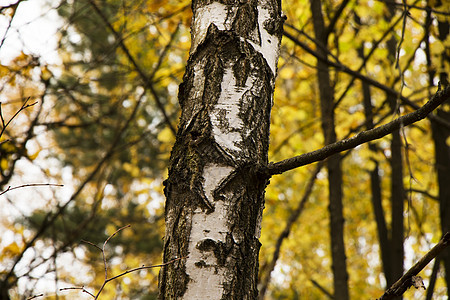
[0,0,449,299]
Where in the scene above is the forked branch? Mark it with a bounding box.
[0,98,37,140]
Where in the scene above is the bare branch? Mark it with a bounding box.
[325,0,351,39]
[63,225,186,299]
[283,30,450,129]
[87,0,177,135]
[0,183,63,196]
[374,0,450,16]
[378,232,450,300]
[267,85,450,175]
[103,257,186,285]
[311,279,334,299]
[59,286,95,298]
[80,240,102,251]
[26,293,44,300]
[0,88,147,288]
[0,98,37,139]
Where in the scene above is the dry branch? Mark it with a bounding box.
[88,0,177,135]
[0,183,63,196]
[283,30,450,129]
[378,232,450,300]
[267,85,450,175]
[0,98,37,139]
[1,89,147,288]
[62,225,186,299]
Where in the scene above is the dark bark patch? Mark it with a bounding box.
[233,1,260,44]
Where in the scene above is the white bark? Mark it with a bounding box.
[159,0,283,298]
[183,164,232,299]
[211,67,254,153]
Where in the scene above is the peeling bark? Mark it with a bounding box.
[158,0,284,299]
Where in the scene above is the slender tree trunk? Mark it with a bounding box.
[428,1,450,294]
[433,106,450,294]
[158,0,284,298]
[360,56,393,288]
[384,3,405,294]
[354,14,393,287]
[309,1,349,299]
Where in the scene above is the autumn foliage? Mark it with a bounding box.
[0,0,449,299]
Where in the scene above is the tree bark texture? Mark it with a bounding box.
[158,0,284,299]
[309,1,349,299]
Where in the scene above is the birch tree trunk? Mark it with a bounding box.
[158,0,284,298]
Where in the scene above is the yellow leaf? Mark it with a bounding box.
[157,127,174,143]
[28,150,40,160]
[2,242,21,258]
[1,158,8,170]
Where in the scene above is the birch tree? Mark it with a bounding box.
[2,0,450,299]
[158,0,285,298]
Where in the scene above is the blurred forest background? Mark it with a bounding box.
[0,0,449,299]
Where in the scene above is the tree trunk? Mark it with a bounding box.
[355,13,393,287]
[430,2,450,294]
[309,1,349,299]
[158,0,284,299]
[384,3,405,294]
[361,61,393,287]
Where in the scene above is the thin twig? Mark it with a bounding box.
[0,87,147,288]
[26,293,44,300]
[103,256,186,285]
[282,30,450,129]
[59,286,95,298]
[88,0,177,135]
[0,98,37,139]
[66,224,186,299]
[311,279,334,299]
[0,183,64,196]
[102,225,131,281]
[374,0,450,16]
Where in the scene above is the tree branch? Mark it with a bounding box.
[378,232,450,300]
[88,0,177,135]
[311,279,334,299]
[325,0,351,39]
[267,85,450,175]
[0,88,147,289]
[0,98,37,139]
[0,183,63,196]
[282,30,450,130]
[63,225,185,299]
